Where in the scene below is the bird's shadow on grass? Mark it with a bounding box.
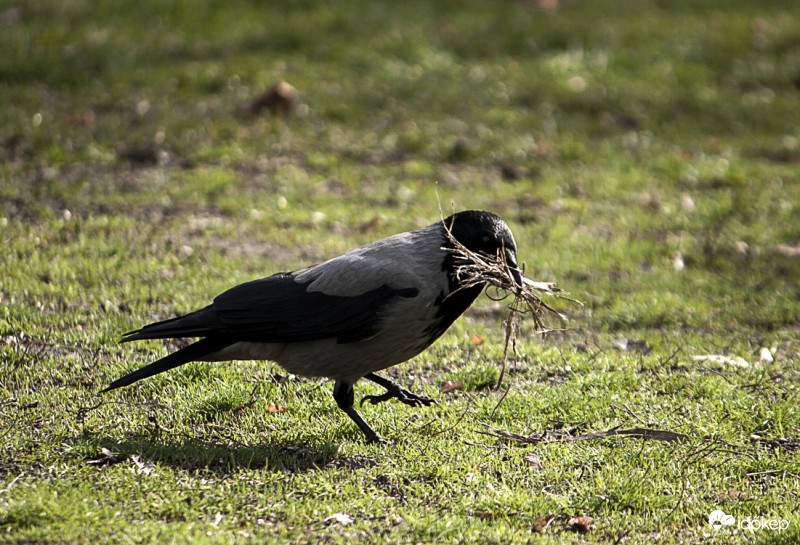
[72,432,369,473]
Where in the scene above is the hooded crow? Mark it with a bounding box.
[103,210,523,443]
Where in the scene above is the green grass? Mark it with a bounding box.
[2,0,799,543]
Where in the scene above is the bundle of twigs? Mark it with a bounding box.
[444,226,577,329]
[443,223,581,388]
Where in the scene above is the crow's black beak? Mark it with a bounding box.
[505,249,523,290]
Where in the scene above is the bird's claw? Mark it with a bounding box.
[361,386,436,408]
[365,434,391,446]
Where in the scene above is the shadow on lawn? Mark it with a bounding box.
[73,433,359,473]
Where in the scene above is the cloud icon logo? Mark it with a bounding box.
[709,510,735,530]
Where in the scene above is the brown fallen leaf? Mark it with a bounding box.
[440,380,464,394]
[267,403,287,414]
[568,515,595,533]
[470,334,485,346]
[474,511,500,520]
[532,514,556,533]
[244,80,298,117]
[524,451,543,471]
[718,488,748,501]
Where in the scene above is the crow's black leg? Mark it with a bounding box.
[361,372,436,407]
[333,380,387,444]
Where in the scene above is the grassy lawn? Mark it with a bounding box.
[2,0,799,543]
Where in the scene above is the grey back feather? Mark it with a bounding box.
[293,224,447,298]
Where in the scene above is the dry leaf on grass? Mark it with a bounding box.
[266,403,287,414]
[131,454,155,475]
[693,354,749,368]
[718,488,748,501]
[568,515,595,533]
[324,512,354,526]
[524,451,543,471]
[532,514,556,533]
[440,380,464,394]
[86,447,123,466]
[243,81,298,117]
[474,511,502,520]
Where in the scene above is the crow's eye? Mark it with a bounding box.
[481,235,491,243]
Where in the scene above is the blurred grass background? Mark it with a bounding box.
[1,1,799,543]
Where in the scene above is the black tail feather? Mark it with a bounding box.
[102,337,229,393]
[120,308,219,343]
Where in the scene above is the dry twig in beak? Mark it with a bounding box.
[442,221,582,389]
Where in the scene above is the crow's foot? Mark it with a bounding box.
[361,385,436,408]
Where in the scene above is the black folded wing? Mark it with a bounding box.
[122,272,418,345]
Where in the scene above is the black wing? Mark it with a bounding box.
[122,272,418,344]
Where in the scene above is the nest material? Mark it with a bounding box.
[443,226,578,331]
[443,222,582,388]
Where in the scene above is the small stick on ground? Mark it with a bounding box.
[481,423,689,444]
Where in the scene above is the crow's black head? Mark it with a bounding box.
[441,210,522,287]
